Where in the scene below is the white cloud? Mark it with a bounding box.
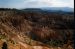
[50,0,74,8]
[21,0,74,8]
[23,0,51,8]
[0,0,74,8]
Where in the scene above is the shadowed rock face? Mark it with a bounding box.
[29,27,68,43]
[2,42,7,49]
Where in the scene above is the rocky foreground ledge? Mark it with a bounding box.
[0,40,73,49]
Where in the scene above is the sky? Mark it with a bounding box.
[0,0,74,9]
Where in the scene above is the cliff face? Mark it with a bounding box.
[0,9,74,49]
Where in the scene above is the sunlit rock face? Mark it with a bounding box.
[0,9,74,49]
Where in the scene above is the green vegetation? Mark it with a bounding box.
[0,34,6,39]
[46,40,64,47]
